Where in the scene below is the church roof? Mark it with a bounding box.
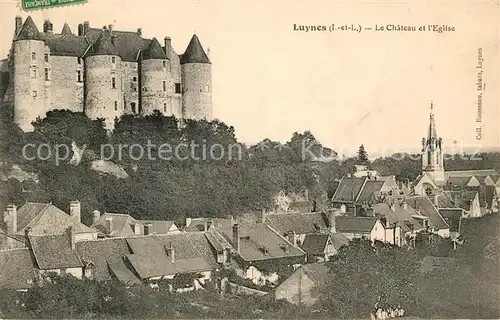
[15,16,43,41]
[142,37,168,60]
[427,102,438,141]
[180,34,211,65]
[61,23,73,36]
[88,30,119,56]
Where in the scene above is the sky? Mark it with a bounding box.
[1,0,499,156]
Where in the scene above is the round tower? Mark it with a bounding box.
[140,37,172,116]
[84,30,123,130]
[13,16,47,132]
[181,34,212,121]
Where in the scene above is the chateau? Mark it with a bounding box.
[2,16,212,131]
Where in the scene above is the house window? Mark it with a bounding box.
[44,53,49,62]
[112,77,116,89]
[131,102,137,114]
[30,66,37,78]
[163,103,167,112]
[144,225,150,235]
[175,83,181,94]
[32,90,37,97]
[114,101,118,111]
[162,81,166,91]
[44,67,50,81]
[31,52,36,61]
[77,57,82,64]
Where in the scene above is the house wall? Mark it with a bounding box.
[370,220,386,242]
[246,265,279,285]
[40,267,83,279]
[437,228,450,238]
[470,195,482,218]
[384,227,403,246]
[274,268,319,306]
[342,232,370,241]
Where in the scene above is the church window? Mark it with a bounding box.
[162,81,166,91]
[44,54,49,62]
[175,83,181,94]
[30,66,37,78]
[31,52,36,61]
[112,77,116,89]
[425,187,433,196]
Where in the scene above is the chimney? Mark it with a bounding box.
[105,217,113,234]
[92,210,101,225]
[144,223,152,235]
[207,219,213,231]
[164,37,172,56]
[304,189,309,202]
[288,230,297,246]
[24,227,31,248]
[434,195,439,207]
[185,217,192,228]
[111,35,117,46]
[108,24,114,34]
[83,21,90,35]
[329,214,336,233]
[78,23,84,36]
[232,224,240,253]
[134,222,141,235]
[340,204,346,213]
[70,200,81,223]
[227,215,234,227]
[204,220,208,232]
[15,16,22,37]
[137,28,142,36]
[258,208,266,224]
[68,226,76,250]
[43,19,53,34]
[3,204,17,234]
[166,242,175,263]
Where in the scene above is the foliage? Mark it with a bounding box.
[357,144,369,164]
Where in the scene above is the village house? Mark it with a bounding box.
[1,201,97,244]
[330,215,386,242]
[274,262,329,306]
[352,165,381,179]
[404,196,450,238]
[301,233,349,262]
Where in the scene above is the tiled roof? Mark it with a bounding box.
[448,191,478,210]
[332,177,366,203]
[288,201,312,213]
[405,196,449,230]
[44,34,88,56]
[180,34,211,65]
[356,180,385,203]
[265,212,327,235]
[0,232,24,250]
[335,217,378,233]
[301,234,330,255]
[156,232,219,268]
[29,234,82,269]
[138,220,176,234]
[489,175,500,184]
[75,238,136,283]
[126,253,174,279]
[205,228,233,252]
[85,28,149,61]
[217,222,305,262]
[446,176,472,187]
[438,209,463,232]
[372,203,422,232]
[88,30,119,56]
[0,248,35,290]
[15,202,96,236]
[92,213,140,237]
[15,16,43,41]
[445,170,498,178]
[61,23,73,36]
[330,232,350,250]
[185,217,232,232]
[142,37,168,60]
[301,262,329,283]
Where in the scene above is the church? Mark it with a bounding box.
[412,103,499,217]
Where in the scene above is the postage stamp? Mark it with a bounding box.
[22,0,88,11]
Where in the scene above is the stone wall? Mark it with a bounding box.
[121,61,139,115]
[48,55,84,113]
[141,59,171,116]
[181,63,212,120]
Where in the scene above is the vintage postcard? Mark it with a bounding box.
[0,0,499,319]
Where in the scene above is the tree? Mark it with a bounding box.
[357,144,369,164]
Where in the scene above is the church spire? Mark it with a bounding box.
[427,101,438,141]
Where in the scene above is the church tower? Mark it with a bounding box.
[421,102,445,183]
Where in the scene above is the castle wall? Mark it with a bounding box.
[168,50,182,119]
[47,55,84,113]
[121,61,139,115]
[140,59,171,116]
[181,63,212,120]
[13,40,46,131]
[84,55,123,130]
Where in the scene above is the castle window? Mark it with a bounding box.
[31,52,36,61]
[175,83,181,94]
[162,81,166,92]
[32,90,37,97]
[203,84,209,92]
[114,101,118,111]
[31,67,37,78]
[132,76,137,82]
[131,102,137,114]
[77,57,82,64]
[44,54,49,62]
[112,77,116,89]
[44,68,50,81]
[77,70,82,82]
[163,103,167,112]
[163,61,167,68]
[111,57,116,64]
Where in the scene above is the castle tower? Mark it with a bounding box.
[181,34,212,121]
[140,37,172,116]
[422,102,445,183]
[84,30,123,130]
[13,16,47,132]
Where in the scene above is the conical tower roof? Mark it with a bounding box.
[180,34,211,65]
[427,102,438,140]
[61,23,73,36]
[89,30,119,56]
[142,37,168,60]
[15,16,43,41]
